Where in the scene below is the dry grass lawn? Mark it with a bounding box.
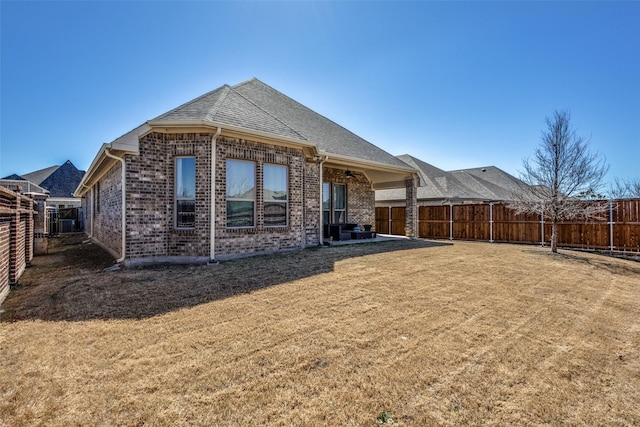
[1,238,639,426]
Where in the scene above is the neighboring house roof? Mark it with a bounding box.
[376,154,527,202]
[1,174,25,180]
[39,160,86,198]
[21,165,60,186]
[8,160,85,198]
[152,78,410,170]
[448,166,525,201]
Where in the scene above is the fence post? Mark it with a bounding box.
[609,198,614,253]
[489,202,494,243]
[449,202,453,241]
[388,206,391,235]
[540,209,545,247]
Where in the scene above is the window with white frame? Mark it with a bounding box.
[175,157,196,228]
[226,159,256,227]
[322,182,346,224]
[263,164,288,227]
[333,183,346,223]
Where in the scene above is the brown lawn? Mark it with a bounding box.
[1,238,639,426]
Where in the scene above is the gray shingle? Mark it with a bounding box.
[153,78,408,169]
[377,155,526,202]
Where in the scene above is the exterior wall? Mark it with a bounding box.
[303,161,321,246]
[117,132,313,262]
[126,132,213,259]
[215,136,308,259]
[323,167,375,227]
[81,192,91,238]
[93,162,123,257]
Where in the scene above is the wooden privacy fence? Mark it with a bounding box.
[0,186,36,304]
[376,199,640,252]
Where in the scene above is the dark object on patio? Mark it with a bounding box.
[351,230,374,239]
[325,223,358,241]
[363,224,372,231]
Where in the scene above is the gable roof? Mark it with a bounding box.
[1,174,25,180]
[448,166,525,200]
[376,154,527,202]
[11,161,85,198]
[21,165,60,186]
[150,78,411,170]
[39,160,86,198]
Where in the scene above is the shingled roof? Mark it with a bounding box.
[13,160,85,198]
[376,154,527,202]
[151,78,409,169]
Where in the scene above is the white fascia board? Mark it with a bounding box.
[110,123,150,153]
[321,152,417,175]
[75,144,109,197]
[74,142,137,198]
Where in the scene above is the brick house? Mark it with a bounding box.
[75,78,418,265]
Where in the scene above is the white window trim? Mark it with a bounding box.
[226,159,257,229]
[175,156,196,229]
[263,163,289,228]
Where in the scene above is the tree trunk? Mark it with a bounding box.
[551,220,558,253]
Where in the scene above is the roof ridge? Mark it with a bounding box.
[228,81,309,141]
[153,84,230,121]
[231,77,259,89]
[246,79,396,156]
[204,85,231,121]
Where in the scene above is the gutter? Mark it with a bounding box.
[147,120,318,153]
[210,127,222,262]
[103,147,126,263]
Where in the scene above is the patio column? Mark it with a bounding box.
[405,177,418,238]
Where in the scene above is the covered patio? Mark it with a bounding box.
[323,233,410,246]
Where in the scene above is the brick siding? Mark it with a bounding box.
[323,167,375,228]
[90,162,124,257]
[215,135,309,258]
[82,132,380,263]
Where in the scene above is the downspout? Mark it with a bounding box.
[318,155,329,244]
[78,183,94,240]
[89,186,94,239]
[210,127,222,262]
[103,148,126,263]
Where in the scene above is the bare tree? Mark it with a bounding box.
[609,177,640,199]
[511,109,609,253]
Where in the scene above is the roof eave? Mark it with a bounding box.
[322,152,420,189]
[147,119,319,157]
[74,143,137,197]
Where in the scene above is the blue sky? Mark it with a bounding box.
[1,1,638,188]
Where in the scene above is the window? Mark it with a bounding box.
[322,182,346,224]
[264,164,288,227]
[226,160,255,227]
[322,182,331,225]
[95,182,100,212]
[333,183,346,223]
[175,157,196,228]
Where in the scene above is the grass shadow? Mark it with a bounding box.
[525,248,640,278]
[1,238,449,322]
